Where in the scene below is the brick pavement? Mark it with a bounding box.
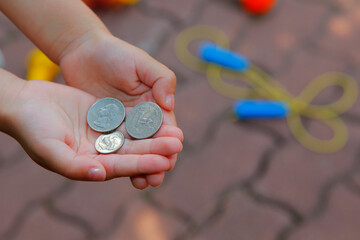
[2,0,360,239]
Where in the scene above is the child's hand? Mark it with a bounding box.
[8,80,182,186]
[59,34,182,189]
[0,0,182,189]
[60,34,176,111]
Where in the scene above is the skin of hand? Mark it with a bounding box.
[2,76,183,185]
[59,33,182,189]
[0,0,183,189]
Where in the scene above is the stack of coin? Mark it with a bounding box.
[87,98,163,154]
[87,98,126,154]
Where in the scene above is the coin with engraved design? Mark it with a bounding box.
[95,131,125,154]
[87,98,125,133]
[125,102,163,139]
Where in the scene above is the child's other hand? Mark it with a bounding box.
[59,34,182,189]
[9,80,182,187]
[60,34,176,111]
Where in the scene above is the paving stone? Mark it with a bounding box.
[350,159,360,186]
[0,133,23,166]
[0,12,19,31]
[333,54,360,117]
[175,78,233,146]
[154,0,250,91]
[194,191,289,240]
[0,12,23,47]
[351,172,360,187]
[275,47,347,97]
[253,122,360,217]
[171,0,293,139]
[99,6,171,54]
[236,0,329,73]
[228,47,349,140]
[13,207,85,240]
[195,0,250,42]
[53,179,138,234]
[152,119,274,223]
[348,69,360,117]
[108,197,185,240]
[145,0,203,22]
[289,184,360,240]
[154,26,207,92]
[300,0,353,10]
[316,3,360,65]
[251,120,291,141]
[1,1,360,239]
[252,45,354,142]
[333,0,359,11]
[175,78,290,147]
[2,35,35,79]
[0,158,64,236]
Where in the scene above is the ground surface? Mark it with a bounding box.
[1,0,360,239]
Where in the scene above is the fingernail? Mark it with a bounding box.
[88,168,105,181]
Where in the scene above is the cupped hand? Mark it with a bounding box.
[59,34,182,188]
[60,34,176,111]
[9,80,183,186]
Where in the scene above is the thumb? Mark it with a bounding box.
[136,52,176,111]
[34,139,106,181]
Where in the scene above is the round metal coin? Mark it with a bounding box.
[87,98,125,133]
[125,102,163,139]
[95,131,125,154]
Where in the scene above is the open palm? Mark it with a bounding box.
[11,80,182,184]
[59,35,181,189]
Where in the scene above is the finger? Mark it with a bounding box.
[168,154,178,171]
[146,172,165,187]
[38,139,106,181]
[118,137,183,156]
[152,125,184,141]
[162,110,178,127]
[135,53,176,111]
[95,154,170,180]
[117,122,183,141]
[152,73,176,111]
[130,175,149,190]
[130,155,178,189]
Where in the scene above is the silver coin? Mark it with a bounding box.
[95,131,125,154]
[126,102,163,139]
[87,98,125,133]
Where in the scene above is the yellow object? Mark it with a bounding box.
[175,26,358,154]
[26,48,59,81]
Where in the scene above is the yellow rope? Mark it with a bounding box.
[175,26,358,154]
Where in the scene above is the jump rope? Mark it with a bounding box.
[175,26,359,154]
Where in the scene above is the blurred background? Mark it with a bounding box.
[2,0,360,239]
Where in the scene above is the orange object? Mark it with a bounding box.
[241,0,276,15]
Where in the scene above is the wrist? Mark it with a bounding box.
[0,70,26,135]
[57,27,112,65]
[0,0,112,65]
